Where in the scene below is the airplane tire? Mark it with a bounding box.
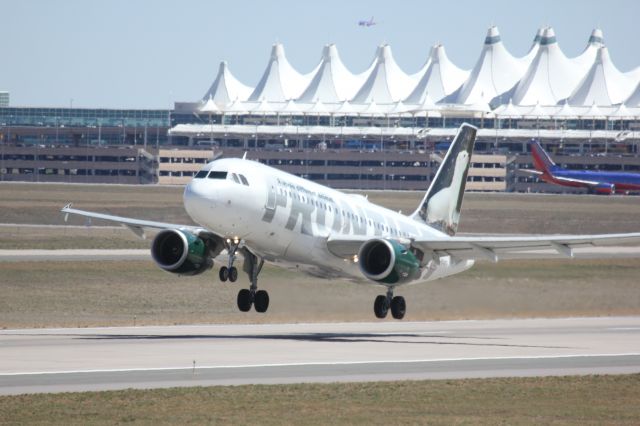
[237,289,252,312]
[229,266,238,282]
[219,266,229,282]
[374,295,389,319]
[391,296,406,320]
[254,290,270,313]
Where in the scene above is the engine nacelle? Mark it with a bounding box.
[358,238,420,285]
[592,183,615,195]
[151,229,213,276]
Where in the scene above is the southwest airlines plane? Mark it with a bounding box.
[62,125,640,319]
[527,140,640,194]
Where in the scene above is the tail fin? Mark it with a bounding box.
[530,140,556,174]
[410,123,477,236]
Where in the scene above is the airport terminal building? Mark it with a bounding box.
[1,26,640,191]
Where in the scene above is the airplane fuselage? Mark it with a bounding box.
[544,168,640,191]
[184,158,473,286]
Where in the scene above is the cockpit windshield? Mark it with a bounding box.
[208,171,228,179]
[194,170,208,179]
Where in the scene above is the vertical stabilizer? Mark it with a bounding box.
[410,124,477,236]
[530,140,557,174]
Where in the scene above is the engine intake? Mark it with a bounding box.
[151,229,212,276]
[358,238,420,284]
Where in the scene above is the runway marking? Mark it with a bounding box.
[3,353,640,377]
[608,327,640,331]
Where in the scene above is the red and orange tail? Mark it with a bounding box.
[530,141,557,175]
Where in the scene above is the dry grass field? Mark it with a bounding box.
[1,258,639,329]
[2,375,639,424]
[1,182,640,328]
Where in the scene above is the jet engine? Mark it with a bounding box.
[151,229,213,276]
[592,183,615,195]
[358,238,420,284]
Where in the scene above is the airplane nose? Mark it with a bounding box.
[184,179,212,218]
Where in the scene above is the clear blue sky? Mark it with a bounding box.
[2,0,639,108]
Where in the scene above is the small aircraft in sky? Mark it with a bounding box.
[62,125,640,320]
[524,140,640,194]
[358,16,377,27]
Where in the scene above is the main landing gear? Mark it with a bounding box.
[373,287,406,320]
[218,240,269,314]
[236,248,268,313]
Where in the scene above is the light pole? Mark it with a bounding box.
[98,118,102,146]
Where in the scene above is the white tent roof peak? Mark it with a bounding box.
[221,98,249,114]
[202,61,254,104]
[520,27,544,66]
[554,100,578,118]
[200,95,220,113]
[580,101,606,118]
[532,27,544,46]
[306,99,330,114]
[495,98,522,117]
[251,98,278,115]
[610,102,632,119]
[452,25,526,105]
[539,26,558,46]
[572,28,605,74]
[278,99,304,115]
[498,26,579,106]
[523,101,550,118]
[351,44,415,104]
[588,28,605,47]
[249,42,316,102]
[298,44,360,103]
[333,99,356,116]
[568,46,637,106]
[484,25,502,45]
[404,44,468,104]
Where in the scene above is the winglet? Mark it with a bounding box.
[242,152,248,160]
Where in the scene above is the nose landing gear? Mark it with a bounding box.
[219,239,240,282]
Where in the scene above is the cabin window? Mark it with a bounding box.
[208,171,228,179]
[195,170,208,179]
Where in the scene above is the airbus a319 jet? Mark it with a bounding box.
[62,124,640,319]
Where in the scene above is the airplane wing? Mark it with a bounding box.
[522,167,612,190]
[545,175,604,187]
[60,204,222,243]
[519,169,543,176]
[326,233,640,262]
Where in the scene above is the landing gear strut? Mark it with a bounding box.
[374,288,406,320]
[219,239,240,282]
[236,248,269,313]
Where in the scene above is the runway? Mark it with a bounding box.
[2,246,640,263]
[1,317,640,395]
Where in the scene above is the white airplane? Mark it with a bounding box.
[62,124,640,319]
